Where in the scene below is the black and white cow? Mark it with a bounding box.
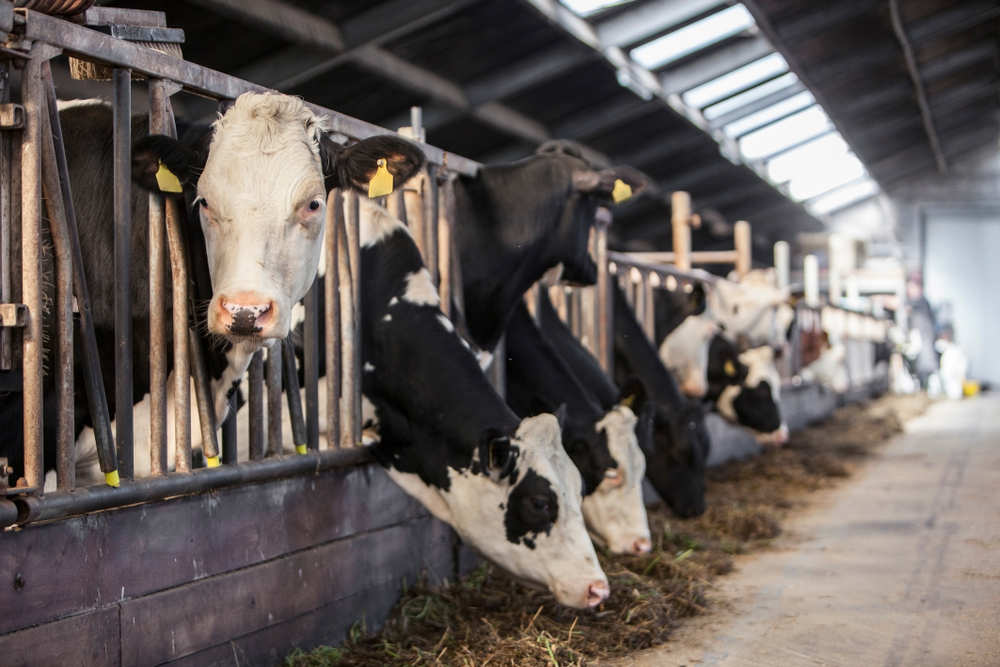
[504,300,650,555]
[715,345,788,446]
[653,282,707,347]
[0,92,424,485]
[359,200,608,609]
[612,285,709,518]
[455,141,648,352]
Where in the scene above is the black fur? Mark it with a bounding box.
[705,334,748,403]
[653,282,707,347]
[504,467,559,547]
[732,381,781,433]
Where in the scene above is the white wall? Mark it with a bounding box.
[924,210,1000,385]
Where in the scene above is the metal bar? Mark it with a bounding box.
[41,62,118,482]
[593,210,611,374]
[403,172,424,258]
[20,50,44,492]
[39,91,74,491]
[248,349,265,461]
[222,394,238,464]
[628,250,740,264]
[642,273,655,343]
[338,196,358,448]
[283,337,307,452]
[16,447,375,525]
[436,175,452,318]
[671,191,691,273]
[423,165,438,287]
[303,276,320,451]
[606,251,718,285]
[734,220,751,278]
[347,192,362,445]
[325,190,341,449]
[266,341,282,457]
[147,80,169,477]
[113,67,133,480]
[0,60,11,371]
[187,330,215,472]
[888,0,947,174]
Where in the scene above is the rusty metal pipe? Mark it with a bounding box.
[303,277,320,451]
[325,190,341,449]
[346,192,361,444]
[248,348,264,461]
[265,341,282,457]
[1,61,12,371]
[113,67,133,480]
[187,329,216,472]
[338,195,357,448]
[147,79,169,476]
[283,336,307,452]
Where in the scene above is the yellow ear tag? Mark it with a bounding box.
[619,394,635,409]
[611,178,633,203]
[105,470,120,487]
[724,359,736,377]
[296,444,308,455]
[368,158,394,198]
[205,456,220,468]
[155,160,183,193]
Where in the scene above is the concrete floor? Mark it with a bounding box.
[615,395,1000,667]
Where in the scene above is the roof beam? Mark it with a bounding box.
[907,1,1000,46]
[659,35,773,95]
[613,131,709,168]
[552,95,656,140]
[889,0,947,173]
[595,0,725,48]
[773,0,882,45]
[187,0,344,51]
[338,0,477,49]
[464,43,593,105]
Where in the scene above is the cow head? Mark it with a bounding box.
[705,334,749,402]
[659,314,719,398]
[643,400,709,518]
[132,92,423,344]
[707,278,793,349]
[383,413,609,609]
[717,345,788,446]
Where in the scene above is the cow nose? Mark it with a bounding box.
[631,537,652,554]
[217,293,275,336]
[586,581,610,607]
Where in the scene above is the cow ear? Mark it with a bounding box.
[480,430,517,480]
[689,283,707,314]
[573,166,649,203]
[132,135,204,195]
[326,135,426,195]
[618,376,647,413]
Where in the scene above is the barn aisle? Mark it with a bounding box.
[619,395,1000,667]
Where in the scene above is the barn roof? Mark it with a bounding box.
[79,0,999,263]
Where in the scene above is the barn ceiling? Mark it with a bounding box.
[74,0,998,266]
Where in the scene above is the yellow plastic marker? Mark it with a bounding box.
[155,160,184,193]
[205,455,220,468]
[611,178,633,203]
[105,470,120,487]
[619,393,635,409]
[724,359,737,377]
[368,158,394,198]
[296,444,308,455]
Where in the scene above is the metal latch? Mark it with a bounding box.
[0,304,27,327]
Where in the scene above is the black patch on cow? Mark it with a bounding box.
[705,335,749,403]
[504,468,559,546]
[733,380,782,433]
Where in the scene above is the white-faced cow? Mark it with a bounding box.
[455,141,648,352]
[658,314,720,398]
[707,271,794,350]
[716,345,788,446]
[653,282,707,347]
[359,200,608,609]
[504,300,651,555]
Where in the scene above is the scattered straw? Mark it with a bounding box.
[283,393,930,667]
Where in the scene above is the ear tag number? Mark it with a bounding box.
[724,360,737,377]
[611,178,632,203]
[368,158,394,198]
[155,160,183,193]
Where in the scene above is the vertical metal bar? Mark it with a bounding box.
[266,341,283,457]
[21,52,44,491]
[186,329,215,472]
[0,61,11,371]
[489,335,506,398]
[581,286,597,358]
[221,395,237,464]
[386,188,406,226]
[339,195,358,448]
[325,190,341,449]
[303,276,320,451]
[552,285,568,324]
[113,67,133,480]
[248,349,265,461]
[642,272,655,343]
[39,99,74,491]
[594,211,611,374]
[147,80,169,477]
[283,337,307,452]
[423,166,438,287]
[436,175,453,317]
[403,172,425,258]
[348,192,362,445]
[42,64,118,484]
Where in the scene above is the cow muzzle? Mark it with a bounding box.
[213,292,279,338]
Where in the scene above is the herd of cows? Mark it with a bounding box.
[1,92,833,609]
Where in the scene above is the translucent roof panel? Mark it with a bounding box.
[767,133,848,184]
[807,179,881,215]
[722,90,815,138]
[788,153,866,201]
[560,0,636,17]
[682,52,788,109]
[630,5,755,70]
[703,72,799,120]
[738,104,832,161]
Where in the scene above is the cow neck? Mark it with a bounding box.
[613,284,686,409]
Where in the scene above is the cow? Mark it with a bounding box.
[707,270,793,349]
[455,141,648,352]
[658,314,720,398]
[612,284,708,518]
[715,345,788,446]
[2,92,424,486]
[653,281,707,347]
[801,341,850,393]
[504,300,651,555]
[359,198,609,609]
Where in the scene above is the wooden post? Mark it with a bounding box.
[593,207,612,374]
[734,220,751,279]
[804,254,819,308]
[774,240,789,290]
[671,191,692,272]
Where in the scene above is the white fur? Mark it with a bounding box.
[358,197,410,248]
[403,268,440,307]
[437,314,455,333]
[801,343,849,393]
[581,406,651,554]
[659,314,718,398]
[707,275,792,349]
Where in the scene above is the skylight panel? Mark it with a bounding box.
[738,105,831,161]
[766,133,848,184]
[788,153,865,201]
[703,72,798,120]
[682,52,788,109]
[807,179,880,215]
[722,90,815,138]
[631,5,755,70]
[561,0,635,17]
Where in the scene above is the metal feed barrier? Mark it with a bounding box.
[0,5,482,527]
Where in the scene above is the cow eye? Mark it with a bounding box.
[532,497,549,512]
[198,198,208,210]
[307,199,322,213]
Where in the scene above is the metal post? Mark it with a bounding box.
[147,80,169,476]
[113,67,133,480]
[283,336,307,452]
[804,254,819,308]
[1,60,11,371]
[339,195,358,447]
[671,191,692,272]
[164,163,192,469]
[423,165,438,286]
[325,190,341,449]
[734,220,751,279]
[222,395,238,464]
[403,172,425,259]
[774,240,790,290]
[436,176,453,318]
[248,349,264,461]
[21,51,44,491]
[303,276,320,451]
[642,272,655,343]
[347,193,361,445]
[266,341,283,457]
[187,329,216,472]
